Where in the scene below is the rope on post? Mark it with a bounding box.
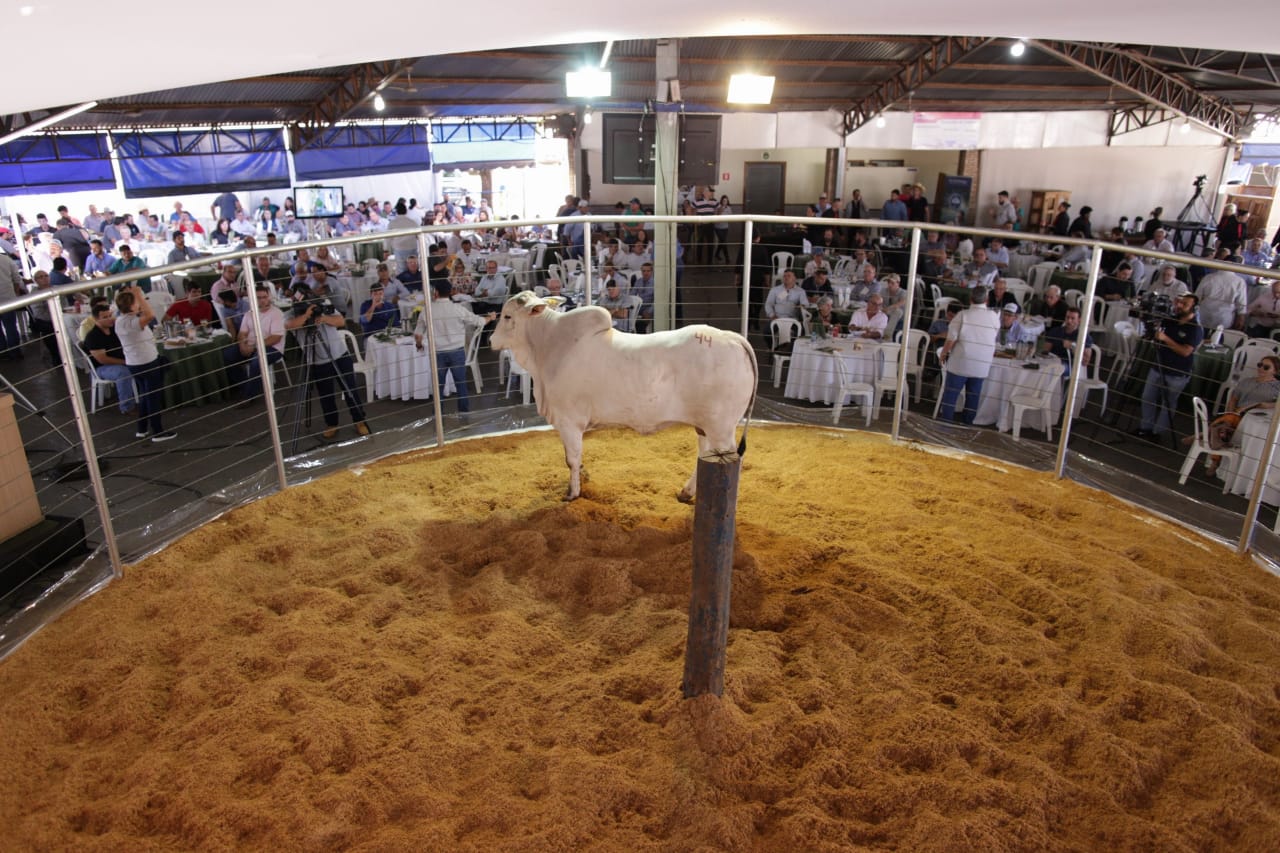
[681,450,742,699]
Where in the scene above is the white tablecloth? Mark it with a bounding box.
[972,356,1065,432]
[364,336,455,401]
[783,338,894,404]
[1221,411,1280,504]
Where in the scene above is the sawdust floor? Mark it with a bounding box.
[2,425,1280,852]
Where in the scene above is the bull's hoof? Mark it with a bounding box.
[562,490,580,502]
[676,490,695,505]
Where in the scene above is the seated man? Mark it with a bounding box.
[1143,228,1175,254]
[849,263,881,303]
[995,303,1032,349]
[765,270,807,323]
[229,210,256,238]
[1119,252,1146,288]
[242,255,289,299]
[165,282,215,325]
[1098,264,1136,301]
[473,260,510,315]
[313,245,341,272]
[396,254,424,293]
[803,248,832,279]
[215,288,251,336]
[986,237,1010,270]
[597,263,628,296]
[849,248,873,281]
[919,247,949,282]
[848,294,888,339]
[598,279,632,331]
[83,238,115,277]
[210,263,241,304]
[1028,285,1068,327]
[986,277,1018,310]
[544,278,577,311]
[1058,232,1092,269]
[82,303,138,414]
[1136,293,1204,440]
[801,267,834,304]
[358,283,399,336]
[1247,277,1280,338]
[1149,265,1191,299]
[1042,306,1094,378]
[167,231,203,265]
[108,243,153,293]
[812,296,838,333]
[962,248,998,284]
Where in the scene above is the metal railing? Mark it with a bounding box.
[1,212,1277,658]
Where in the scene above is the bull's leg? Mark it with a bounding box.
[556,424,585,501]
[677,433,713,504]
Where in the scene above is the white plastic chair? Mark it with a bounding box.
[1010,358,1066,440]
[561,257,582,280]
[770,318,800,389]
[799,306,812,337]
[1004,279,1031,306]
[1063,289,1085,311]
[464,328,484,391]
[771,251,795,286]
[1076,343,1108,415]
[932,296,956,325]
[871,342,901,420]
[1220,329,1247,351]
[625,295,643,333]
[499,350,533,405]
[1179,397,1238,492]
[1108,320,1139,384]
[831,353,875,427]
[895,327,930,402]
[831,256,852,279]
[338,329,375,403]
[932,362,966,419]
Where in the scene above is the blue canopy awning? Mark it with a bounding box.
[0,134,115,196]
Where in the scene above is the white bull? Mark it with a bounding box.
[490,292,758,502]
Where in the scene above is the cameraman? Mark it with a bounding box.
[1135,293,1204,441]
[285,285,369,440]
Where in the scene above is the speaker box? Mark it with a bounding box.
[0,515,90,600]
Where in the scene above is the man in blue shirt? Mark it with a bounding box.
[358,283,399,336]
[83,239,115,277]
[1135,293,1204,440]
[210,191,242,223]
[881,189,909,222]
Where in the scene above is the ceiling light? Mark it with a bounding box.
[583,108,593,125]
[372,93,386,111]
[727,73,775,105]
[566,69,611,99]
[875,115,887,129]
[1179,119,1191,134]
[19,5,34,15]
[1010,40,1026,58]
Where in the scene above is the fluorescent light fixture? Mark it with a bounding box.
[373,93,386,111]
[583,108,593,125]
[727,73,775,105]
[0,100,98,147]
[1179,118,1191,134]
[566,69,611,98]
[1010,40,1026,57]
[875,115,887,128]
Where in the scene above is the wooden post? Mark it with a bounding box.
[681,452,742,699]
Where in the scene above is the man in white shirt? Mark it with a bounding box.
[1121,252,1146,289]
[803,249,832,279]
[414,280,491,413]
[765,270,807,322]
[849,294,889,339]
[229,210,256,238]
[1196,265,1248,331]
[1149,265,1191,299]
[939,287,1000,424]
[473,260,509,314]
[1143,228,1175,254]
[1246,278,1280,337]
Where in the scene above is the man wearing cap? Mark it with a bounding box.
[803,249,832,279]
[1135,293,1203,441]
[1069,206,1094,239]
[1043,306,1094,378]
[939,286,1000,424]
[995,303,1032,349]
[279,210,307,241]
[907,184,930,223]
[992,191,1018,230]
[598,279,633,331]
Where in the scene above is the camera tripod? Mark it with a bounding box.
[287,321,361,454]
[1172,175,1217,254]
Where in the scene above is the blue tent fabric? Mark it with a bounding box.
[1240,143,1280,166]
[293,124,430,180]
[115,129,289,197]
[0,134,115,196]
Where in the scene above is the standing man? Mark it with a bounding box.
[845,189,870,244]
[285,287,369,440]
[211,189,242,223]
[991,190,1018,231]
[414,280,491,414]
[1068,206,1095,240]
[907,183,930,223]
[0,251,25,359]
[938,286,1000,424]
[1196,262,1248,332]
[114,285,175,441]
[1135,293,1204,441]
[881,189,908,234]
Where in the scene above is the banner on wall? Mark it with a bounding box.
[912,112,981,150]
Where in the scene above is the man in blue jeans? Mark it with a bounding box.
[414,280,492,413]
[1136,293,1204,441]
[938,286,1000,424]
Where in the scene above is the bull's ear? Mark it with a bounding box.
[530,303,547,316]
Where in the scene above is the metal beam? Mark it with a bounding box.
[288,58,418,151]
[1027,40,1244,139]
[841,35,995,136]
[1130,49,1280,91]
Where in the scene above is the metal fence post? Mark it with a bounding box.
[739,220,754,338]
[239,262,288,490]
[891,227,922,443]
[47,296,123,578]
[416,232,446,448]
[1054,247,1103,478]
[1236,401,1280,554]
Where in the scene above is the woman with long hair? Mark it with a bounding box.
[211,218,233,246]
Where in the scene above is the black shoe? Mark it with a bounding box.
[151,430,177,443]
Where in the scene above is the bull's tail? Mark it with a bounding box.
[736,334,759,459]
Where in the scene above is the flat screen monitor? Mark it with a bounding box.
[294,186,344,219]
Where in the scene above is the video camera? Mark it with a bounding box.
[290,284,337,320]
[1135,291,1176,340]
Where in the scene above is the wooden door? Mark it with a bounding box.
[744,161,786,216]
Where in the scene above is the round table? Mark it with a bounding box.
[161,333,233,408]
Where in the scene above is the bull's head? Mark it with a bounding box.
[490,291,548,352]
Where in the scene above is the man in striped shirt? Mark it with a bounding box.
[693,186,717,266]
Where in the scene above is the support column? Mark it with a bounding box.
[653,39,680,332]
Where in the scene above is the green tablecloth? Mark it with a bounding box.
[161,336,232,408]
[1050,270,1088,293]
[1121,340,1233,406]
[355,241,384,264]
